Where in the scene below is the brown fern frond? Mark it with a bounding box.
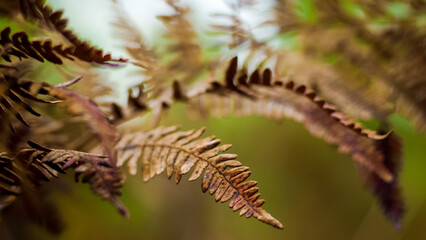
[111,1,175,105]
[271,2,395,121]
[375,27,426,133]
[20,141,128,217]
[0,153,20,210]
[0,27,64,64]
[108,84,149,123]
[210,13,252,49]
[180,57,405,224]
[113,0,203,91]
[0,153,20,195]
[297,25,426,133]
[17,0,126,65]
[5,115,74,153]
[358,133,404,229]
[207,3,278,78]
[0,27,123,65]
[110,0,163,98]
[273,0,426,133]
[111,0,155,69]
[111,0,204,126]
[210,8,268,54]
[1,136,129,217]
[280,80,390,140]
[115,125,283,229]
[57,62,113,102]
[274,50,394,121]
[183,57,394,182]
[157,0,204,83]
[0,69,57,132]
[195,57,390,140]
[46,82,117,164]
[91,2,159,124]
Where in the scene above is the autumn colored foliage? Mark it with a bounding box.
[1,0,425,238]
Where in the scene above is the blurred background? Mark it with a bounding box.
[16,0,426,239]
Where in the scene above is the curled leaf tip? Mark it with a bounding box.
[56,76,84,88]
[366,129,393,140]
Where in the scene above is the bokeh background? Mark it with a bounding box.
[21,0,426,239]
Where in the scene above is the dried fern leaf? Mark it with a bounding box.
[46,82,117,164]
[358,133,404,229]
[111,3,167,107]
[281,79,390,140]
[182,58,405,225]
[0,27,62,64]
[273,51,394,121]
[298,26,426,133]
[200,57,390,140]
[108,84,149,123]
[115,125,283,229]
[17,0,126,65]
[0,26,123,65]
[157,0,204,83]
[274,0,426,133]
[0,70,56,132]
[184,57,394,182]
[210,13,257,49]
[110,0,205,127]
[0,153,21,210]
[111,0,155,69]
[19,141,128,217]
[372,28,426,133]
[113,0,203,103]
[271,2,394,121]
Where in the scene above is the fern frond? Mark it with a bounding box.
[273,51,394,121]
[56,61,113,101]
[111,0,164,100]
[19,141,128,217]
[0,153,20,210]
[359,133,404,229]
[179,57,406,224]
[279,79,390,140]
[108,84,148,123]
[297,25,426,133]
[115,125,283,229]
[0,68,57,132]
[17,0,126,65]
[157,0,204,84]
[181,57,393,182]
[208,0,275,69]
[273,0,426,133]
[271,1,395,121]
[195,57,390,139]
[0,26,64,64]
[1,139,129,217]
[0,27,123,65]
[210,13,257,49]
[46,82,117,163]
[114,0,204,94]
[111,0,155,70]
[111,0,204,125]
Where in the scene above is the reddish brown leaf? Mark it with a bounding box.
[115,126,283,229]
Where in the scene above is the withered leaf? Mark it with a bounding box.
[115,125,283,229]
